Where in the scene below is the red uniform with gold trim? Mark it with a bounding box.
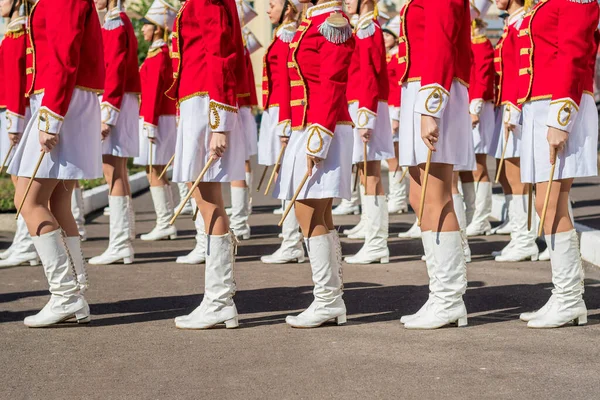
[262,26,295,109]
[469,34,494,115]
[278,1,354,159]
[387,50,401,108]
[0,43,5,111]
[140,42,176,134]
[517,0,599,132]
[100,10,142,125]
[26,0,104,134]
[2,17,28,134]
[166,0,244,132]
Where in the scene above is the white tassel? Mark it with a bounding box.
[318,21,352,44]
[356,21,376,39]
[278,28,296,43]
[104,16,124,30]
[568,0,595,3]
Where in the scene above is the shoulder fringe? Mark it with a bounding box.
[278,27,296,43]
[318,20,352,44]
[568,0,595,3]
[104,16,124,31]
[356,20,376,39]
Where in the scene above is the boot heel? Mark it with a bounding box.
[225,317,239,329]
[297,256,305,263]
[456,316,468,327]
[380,256,390,264]
[29,258,40,266]
[169,234,178,240]
[531,254,539,261]
[123,256,134,265]
[336,314,347,325]
[575,314,587,326]
[75,310,91,324]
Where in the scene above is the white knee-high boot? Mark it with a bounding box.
[494,195,538,262]
[461,182,476,227]
[262,201,305,264]
[398,218,422,239]
[24,229,90,327]
[286,232,346,328]
[229,186,251,240]
[491,194,514,235]
[524,230,587,328]
[176,182,194,216]
[64,236,89,294]
[401,230,434,324]
[333,172,360,215]
[89,196,135,265]
[388,170,408,214]
[141,185,178,241]
[345,195,389,264]
[71,187,87,241]
[175,233,238,329]
[465,182,492,236]
[0,215,39,267]
[452,193,472,263]
[345,186,367,238]
[177,202,206,264]
[245,172,253,215]
[404,231,468,329]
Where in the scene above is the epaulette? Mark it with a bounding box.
[5,27,25,39]
[318,13,352,44]
[568,0,595,3]
[147,47,162,59]
[355,19,376,40]
[471,34,488,45]
[277,24,296,44]
[104,14,124,31]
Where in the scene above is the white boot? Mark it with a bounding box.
[71,187,87,241]
[141,186,178,241]
[176,182,193,216]
[245,172,253,215]
[398,219,422,239]
[24,229,90,327]
[345,195,390,264]
[538,246,550,261]
[404,231,468,329]
[401,230,434,324]
[273,201,284,215]
[388,171,408,214]
[176,207,206,264]
[495,195,539,262]
[465,182,492,236]
[453,194,472,263]
[346,186,367,239]
[462,181,475,227]
[64,236,89,294]
[526,230,587,328]
[127,196,136,241]
[262,201,305,264]
[286,233,346,328]
[229,186,251,240]
[491,194,514,235]
[0,215,40,267]
[175,233,238,329]
[89,196,135,265]
[333,173,360,215]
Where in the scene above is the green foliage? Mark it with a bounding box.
[0,177,15,212]
[128,0,154,64]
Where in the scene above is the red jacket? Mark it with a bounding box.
[0,44,5,110]
[27,0,104,134]
[2,17,28,133]
[140,42,176,138]
[387,50,401,108]
[347,12,389,129]
[166,0,244,132]
[518,0,599,132]
[100,10,142,126]
[278,1,354,159]
[399,0,471,118]
[469,34,495,115]
[238,51,257,107]
[494,9,524,125]
[262,23,296,110]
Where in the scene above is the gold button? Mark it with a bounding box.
[433,93,439,99]
[301,100,306,106]
[564,107,571,113]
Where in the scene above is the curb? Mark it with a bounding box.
[82,171,149,215]
[492,194,600,267]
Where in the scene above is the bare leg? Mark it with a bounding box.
[103,155,129,196]
[192,182,229,236]
[420,163,458,233]
[15,178,61,236]
[147,165,168,187]
[535,179,573,235]
[295,198,332,238]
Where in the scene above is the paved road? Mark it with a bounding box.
[1,174,600,400]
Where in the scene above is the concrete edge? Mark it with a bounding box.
[83,171,149,215]
[492,194,600,268]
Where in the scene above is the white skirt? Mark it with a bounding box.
[473,101,496,154]
[240,106,258,159]
[520,93,598,184]
[492,105,522,159]
[257,106,283,166]
[172,95,245,183]
[274,124,353,201]
[399,80,474,168]
[133,115,176,166]
[102,93,140,158]
[8,89,102,179]
[0,109,9,165]
[350,101,395,163]
[389,105,400,143]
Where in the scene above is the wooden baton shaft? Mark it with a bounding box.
[256,165,269,192]
[538,161,557,238]
[170,157,215,225]
[363,142,368,194]
[158,154,175,181]
[1,144,15,173]
[16,152,45,220]
[278,170,310,227]
[495,130,511,184]
[527,183,533,232]
[417,150,432,227]
[264,145,286,196]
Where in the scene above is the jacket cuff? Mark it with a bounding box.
[38,107,64,134]
[305,123,334,159]
[415,84,449,119]
[546,98,578,133]
[389,106,400,122]
[209,100,237,132]
[276,120,292,137]
[144,123,157,139]
[5,111,25,134]
[356,107,377,130]
[503,103,521,126]
[101,103,120,126]
[469,99,483,116]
